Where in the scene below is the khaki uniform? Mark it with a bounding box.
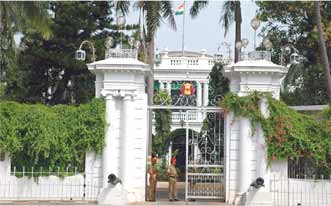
[148,164,157,201]
[167,164,178,200]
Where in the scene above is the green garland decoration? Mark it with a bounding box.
[221,92,331,172]
[0,98,105,172]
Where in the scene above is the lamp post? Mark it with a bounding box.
[236,39,249,61]
[116,16,126,49]
[280,44,304,67]
[250,17,261,50]
[221,42,231,62]
[75,40,96,62]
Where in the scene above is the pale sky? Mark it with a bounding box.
[15,1,262,59]
[126,0,262,58]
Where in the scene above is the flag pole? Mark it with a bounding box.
[182,1,185,56]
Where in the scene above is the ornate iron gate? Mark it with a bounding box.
[151,86,225,201]
[185,109,225,200]
[150,104,225,201]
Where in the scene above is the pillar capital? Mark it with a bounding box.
[223,59,287,100]
[123,94,134,101]
[101,89,137,100]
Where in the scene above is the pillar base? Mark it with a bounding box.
[234,191,272,206]
[98,184,127,206]
[246,190,272,206]
[234,193,247,206]
[98,185,146,205]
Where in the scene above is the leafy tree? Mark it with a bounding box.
[208,63,229,105]
[190,1,242,62]
[257,1,331,105]
[4,1,138,104]
[0,2,51,97]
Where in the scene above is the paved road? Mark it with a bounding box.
[0,182,227,206]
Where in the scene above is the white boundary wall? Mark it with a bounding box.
[271,160,331,206]
[0,152,102,200]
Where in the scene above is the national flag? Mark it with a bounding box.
[175,3,184,15]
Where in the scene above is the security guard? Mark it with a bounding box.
[167,157,179,201]
[148,154,158,201]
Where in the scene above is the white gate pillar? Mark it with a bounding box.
[238,117,252,195]
[197,81,202,107]
[0,152,11,178]
[223,51,288,205]
[88,49,150,205]
[103,95,120,188]
[203,81,209,106]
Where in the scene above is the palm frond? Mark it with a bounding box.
[220,1,236,37]
[160,1,176,31]
[115,0,130,16]
[190,1,209,18]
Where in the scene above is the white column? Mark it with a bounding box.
[166,81,172,94]
[203,82,209,106]
[95,73,104,98]
[239,117,252,194]
[256,98,271,190]
[121,95,133,191]
[159,80,164,90]
[103,95,120,188]
[197,81,202,107]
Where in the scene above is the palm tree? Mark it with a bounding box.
[0,2,51,45]
[314,1,331,106]
[115,1,177,104]
[0,2,51,90]
[190,1,241,62]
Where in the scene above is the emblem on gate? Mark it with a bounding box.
[180,82,195,96]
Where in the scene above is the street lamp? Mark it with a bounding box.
[236,39,249,60]
[241,38,249,49]
[75,40,96,62]
[263,38,272,50]
[116,16,126,27]
[280,44,304,66]
[251,17,261,50]
[105,36,114,50]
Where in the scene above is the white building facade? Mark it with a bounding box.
[153,50,215,132]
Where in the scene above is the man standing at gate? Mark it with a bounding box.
[168,156,179,202]
[148,153,158,201]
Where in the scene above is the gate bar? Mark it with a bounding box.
[185,111,189,201]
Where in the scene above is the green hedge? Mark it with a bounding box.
[0,99,105,171]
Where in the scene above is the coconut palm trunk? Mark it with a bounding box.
[147,37,155,105]
[314,1,331,106]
